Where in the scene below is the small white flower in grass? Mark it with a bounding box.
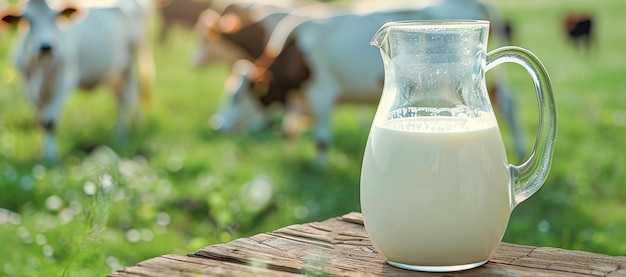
[45,195,63,211]
[32,164,46,180]
[35,215,57,232]
[9,212,21,225]
[107,256,121,270]
[59,208,74,225]
[43,245,54,257]
[240,174,273,213]
[538,220,550,233]
[119,159,138,179]
[69,201,82,215]
[18,226,32,243]
[36,234,47,245]
[0,209,20,224]
[126,229,141,243]
[83,181,96,195]
[156,212,170,227]
[166,156,184,172]
[141,194,156,205]
[100,174,114,192]
[112,189,127,202]
[196,172,214,189]
[293,205,309,220]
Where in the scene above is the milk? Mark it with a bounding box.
[360,115,512,268]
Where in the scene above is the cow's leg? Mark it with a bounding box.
[282,94,310,140]
[113,65,139,143]
[584,34,592,52]
[39,80,73,162]
[41,121,58,162]
[307,76,340,168]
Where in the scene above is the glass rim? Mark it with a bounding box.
[382,19,490,28]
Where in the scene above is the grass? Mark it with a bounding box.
[1,0,626,276]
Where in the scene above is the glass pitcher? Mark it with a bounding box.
[360,20,557,272]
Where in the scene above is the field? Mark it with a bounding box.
[1,0,626,276]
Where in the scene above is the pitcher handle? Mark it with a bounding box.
[486,46,557,210]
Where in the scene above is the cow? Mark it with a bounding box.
[191,1,302,68]
[1,0,153,161]
[563,13,594,50]
[214,0,526,167]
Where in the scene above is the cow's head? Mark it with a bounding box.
[212,39,310,134]
[1,0,83,57]
[214,46,310,135]
[211,59,273,133]
[193,8,247,67]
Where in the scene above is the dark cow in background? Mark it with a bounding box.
[563,13,594,50]
[502,20,513,44]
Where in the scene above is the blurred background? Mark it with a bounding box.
[0,0,625,276]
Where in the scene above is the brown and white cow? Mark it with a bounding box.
[191,1,302,68]
[1,0,153,161]
[215,0,526,167]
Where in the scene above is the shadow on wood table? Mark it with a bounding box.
[109,212,626,276]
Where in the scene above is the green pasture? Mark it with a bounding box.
[1,0,625,276]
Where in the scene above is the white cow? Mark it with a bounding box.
[1,0,153,161]
[215,0,525,167]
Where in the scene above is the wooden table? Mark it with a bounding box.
[109,212,626,276]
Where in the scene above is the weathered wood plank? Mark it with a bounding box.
[109,213,626,276]
[108,254,301,277]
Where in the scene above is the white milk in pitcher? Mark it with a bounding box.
[360,114,512,267]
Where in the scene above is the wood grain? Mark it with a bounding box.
[109,212,626,276]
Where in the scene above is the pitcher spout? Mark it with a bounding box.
[370,23,391,56]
